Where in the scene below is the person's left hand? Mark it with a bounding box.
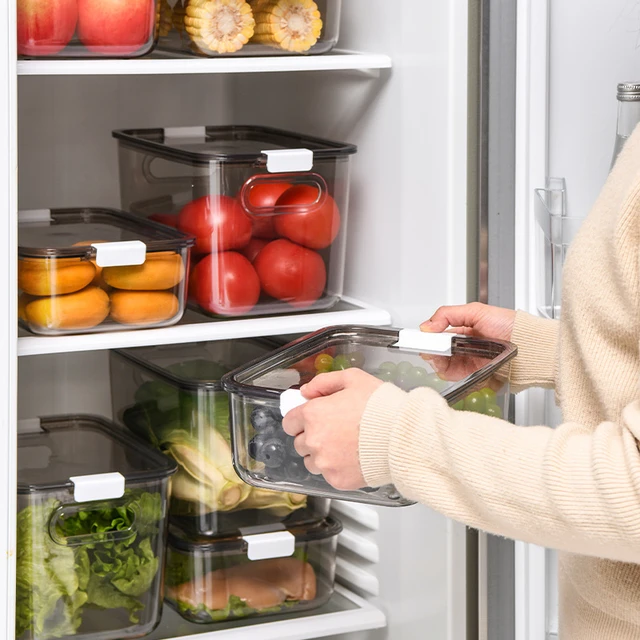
[281,369,384,491]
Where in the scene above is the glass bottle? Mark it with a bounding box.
[611,82,640,169]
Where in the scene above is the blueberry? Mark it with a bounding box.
[248,434,267,461]
[250,406,283,432]
[285,458,310,482]
[257,438,287,468]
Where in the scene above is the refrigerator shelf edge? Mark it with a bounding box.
[17,298,392,357]
[16,51,392,77]
[142,585,386,640]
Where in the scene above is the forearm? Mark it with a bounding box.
[360,384,640,564]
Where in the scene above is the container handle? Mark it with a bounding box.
[91,240,146,268]
[239,172,328,218]
[70,471,125,503]
[239,524,295,561]
[261,148,313,173]
[280,388,308,418]
[392,329,461,356]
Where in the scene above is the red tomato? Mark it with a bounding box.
[241,180,292,239]
[149,213,179,228]
[190,252,260,316]
[240,238,269,263]
[273,185,341,250]
[254,239,326,309]
[178,195,252,254]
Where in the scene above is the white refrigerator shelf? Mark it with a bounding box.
[17,298,392,357]
[144,585,386,640]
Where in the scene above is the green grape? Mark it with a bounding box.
[395,361,414,378]
[407,366,430,388]
[314,353,334,373]
[485,404,503,419]
[332,355,350,371]
[480,388,497,404]
[463,391,486,413]
[346,351,366,369]
[376,369,395,382]
[378,362,397,375]
[453,400,465,411]
[424,373,449,393]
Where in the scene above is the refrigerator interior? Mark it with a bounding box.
[10,2,476,640]
[514,0,640,638]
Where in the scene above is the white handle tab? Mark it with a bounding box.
[392,329,456,356]
[262,149,313,173]
[18,209,53,223]
[70,472,125,503]
[92,240,146,267]
[240,524,295,561]
[280,388,308,418]
[164,126,207,141]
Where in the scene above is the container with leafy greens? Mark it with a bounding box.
[164,517,342,624]
[16,414,177,640]
[110,340,329,539]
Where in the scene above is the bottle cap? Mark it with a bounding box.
[617,82,640,101]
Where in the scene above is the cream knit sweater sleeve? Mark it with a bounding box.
[359,384,640,565]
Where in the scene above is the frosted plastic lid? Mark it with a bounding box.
[115,338,282,393]
[222,325,517,406]
[18,414,177,494]
[112,125,357,166]
[18,207,194,259]
[168,516,342,554]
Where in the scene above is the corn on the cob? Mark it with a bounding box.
[184,0,255,54]
[250,0,322,53]
[155,0,174,37]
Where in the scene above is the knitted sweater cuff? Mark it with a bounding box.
[359,383,409,487]
[508,311,559,389]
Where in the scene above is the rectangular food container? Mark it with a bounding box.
[221,325,517,506]
[110,338,330,538]
[16,414,177,640]
[164,517,341,624]
[156,0,341,58]
[18,207,195,336]
[17,0,158,59]
[112,125,356,318]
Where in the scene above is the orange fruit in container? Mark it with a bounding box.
[102,252,185,290]
[18,256,96,297]
[109,290,180,325]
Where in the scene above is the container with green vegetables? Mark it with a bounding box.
[16,414,177,640]
[110,339,330,539]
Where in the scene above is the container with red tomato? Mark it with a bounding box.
[113,125,356,318]
[17,0,158,58]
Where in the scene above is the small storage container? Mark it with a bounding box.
[18,208,194,336]
[16,414,177,640]
[112,125,356,318]
[164,517,342,624]
[110,339,330,538]
[156,0,341,58]
[17,0,158,59]
[222,325,517,506]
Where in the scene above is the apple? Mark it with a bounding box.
[77,0,154,55]
[17,0,77,56]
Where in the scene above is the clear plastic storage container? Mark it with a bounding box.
[110,339,330,538]
[112,125,356,318]
[18,208,194,335]
[155,0,341,58]
[17,0,158,59]
[222,325,517,506]
[164,517,341,624]
[16,414,177,640]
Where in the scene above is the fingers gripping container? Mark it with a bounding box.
[156,0,341,58]
[112,125,356,318]
[17,0,158,59]
[16,414,177,640]
[164,517,342,624]
[109,339,330,538]
[18,208,195,336]
[221,325,517,506]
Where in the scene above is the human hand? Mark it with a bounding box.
[281,369,384,491]
[420,302,516,341]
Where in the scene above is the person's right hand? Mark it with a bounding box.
[420,302,516,342]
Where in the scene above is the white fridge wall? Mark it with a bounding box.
[15,2,472,640]
[515,1,640,639]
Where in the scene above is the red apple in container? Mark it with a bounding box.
[77,0,155,55]
[17,0,77,56]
